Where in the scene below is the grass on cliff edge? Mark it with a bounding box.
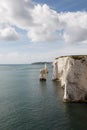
[55,55,87,60]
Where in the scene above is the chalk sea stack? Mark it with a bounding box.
[52,55,87,102]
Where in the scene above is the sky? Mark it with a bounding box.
[0,0,87,64]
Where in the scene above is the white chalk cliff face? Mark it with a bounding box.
[52,56,87,102]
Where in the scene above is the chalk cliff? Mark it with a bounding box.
[52,56,87,102]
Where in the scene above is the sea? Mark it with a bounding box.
[0,64,87,130]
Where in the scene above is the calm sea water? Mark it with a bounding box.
[0,64,87,130]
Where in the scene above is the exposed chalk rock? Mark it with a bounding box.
[39,64,48,81]
[52,61,58,80]
[52,55,87,102]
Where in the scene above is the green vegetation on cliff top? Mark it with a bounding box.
[55,55,87,60]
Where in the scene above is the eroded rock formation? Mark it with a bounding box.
[52,56,87,102]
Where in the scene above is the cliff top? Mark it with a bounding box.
[55,55,87,60]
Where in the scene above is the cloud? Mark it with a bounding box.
[0,0,87,43]
[59,12,87,43]
[29,9,87,43]
[0,26,19,41]
[0,0,33,41]
[0,22,19,41]
[28,4,63,42]
[0,0,34,28]
[63,26,87,43]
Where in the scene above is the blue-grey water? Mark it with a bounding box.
[0,64,87,130]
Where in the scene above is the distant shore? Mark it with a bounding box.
[31,62,52,65]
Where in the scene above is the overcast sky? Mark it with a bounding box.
[0,0,87,64]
